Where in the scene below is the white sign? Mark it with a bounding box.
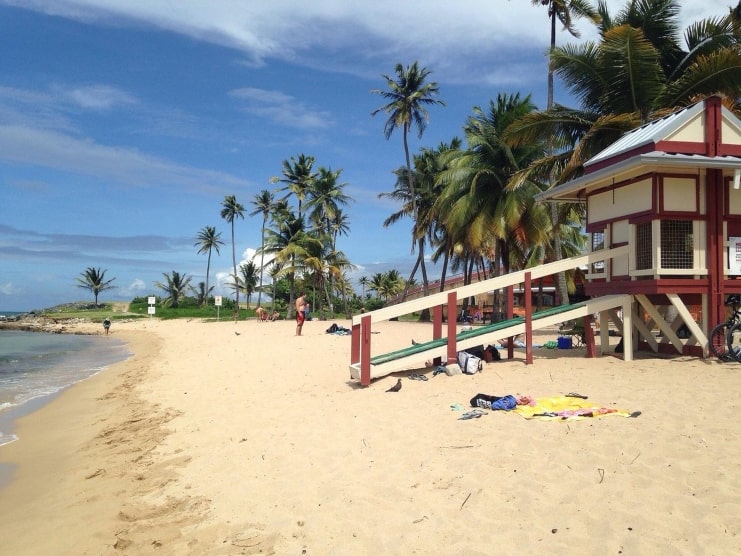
[148,296,156,305]
[147,306,156,315]
[730,237,741,275]
[214,296,223,306]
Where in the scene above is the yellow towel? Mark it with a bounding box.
[514,396,637,420]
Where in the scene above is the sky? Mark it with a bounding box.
[0,0,731,312]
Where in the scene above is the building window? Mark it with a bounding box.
[661,220,693,269]
[590,232,605,274]
[636,222,652,270]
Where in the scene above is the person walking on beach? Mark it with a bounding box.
[295,293,307,336]
[103,317,111,335]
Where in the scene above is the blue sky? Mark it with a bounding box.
[0,1,728,311]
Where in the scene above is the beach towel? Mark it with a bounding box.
[514,395,640,420]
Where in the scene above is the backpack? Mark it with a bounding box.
[486,344,501,361]
[326,323,339,334]
[457,351,483,374]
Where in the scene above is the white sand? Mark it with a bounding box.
[0,317,739,555]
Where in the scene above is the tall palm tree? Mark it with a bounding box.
[436,94,547,272]
[371,61,445,299]
[358,275,370,298]
[220,195,245,320]
[279,153,317,219]
[305,166,352,244]
[154,270,194,308]
[249,189,275,310]
[76,267,116,306]
[504,0,741,236]
[234,261,259,308]
[194,225,224,308]
[532,0,601,305]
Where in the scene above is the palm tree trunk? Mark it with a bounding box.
[231,223,239,321]
[204,250,212,308]
[256,219,266,309]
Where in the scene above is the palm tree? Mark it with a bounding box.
[154,270,194,308]
[305,167,352,242]
[503,2,741,310]
[76,267,117,306]
[234,261,259,308]
[279,153,317,219]
[531,0,601,305]
[371,61,445,300]
[194,226,224,308]
[195,281,214,308]
[249,189,276,309]
[358,276,370,298]
[220,195,245,319]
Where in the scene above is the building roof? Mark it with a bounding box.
[536,97,741,203]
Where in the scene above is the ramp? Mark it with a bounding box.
[349,295,629,382]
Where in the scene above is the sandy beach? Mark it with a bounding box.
[0,317,739,555]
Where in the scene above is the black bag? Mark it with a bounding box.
[326,323,339,334]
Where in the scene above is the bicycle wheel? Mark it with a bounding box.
[727,322,741,362]
[709,322,733,361]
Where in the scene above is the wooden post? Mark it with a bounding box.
[447,292,458,364]
[583,313,597,358]
[524,272,533,364]
[360,314,372,386]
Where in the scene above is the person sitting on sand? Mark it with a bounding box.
[270,310,280,322]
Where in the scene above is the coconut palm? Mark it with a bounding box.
[194,225,224,308]
[358,275,370,298]
[371,61,445,299]
[154,270,194,308]
[195,281,214,308]
[279,153,317,219]
[76,267,117,306]
[305,166,352,243]
[531,0,601,305]
[234,261,259,308]
[220,195,245,319]
[249,189,276,309]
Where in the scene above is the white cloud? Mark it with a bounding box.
[229,87,333,130]
[62,84,137,110]
[0,282,21,295]
[0,124,249,193]
[121,278,146,297]
[5,0,727,84]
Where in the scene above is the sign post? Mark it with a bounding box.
[730,237,741,275]
[147,296,156,319]
[214,295,222,321]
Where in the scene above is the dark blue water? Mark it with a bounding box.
[0,330,130,446]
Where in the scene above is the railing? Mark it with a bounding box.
[351,246,631,385]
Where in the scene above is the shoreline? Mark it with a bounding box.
[0,318,739,554]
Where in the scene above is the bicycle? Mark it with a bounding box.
[709,294,741,362]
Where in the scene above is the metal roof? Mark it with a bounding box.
[585,102,706,168]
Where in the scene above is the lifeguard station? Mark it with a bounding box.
[538,95,741,358]
[350,96,741,386]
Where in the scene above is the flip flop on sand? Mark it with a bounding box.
[408,373,428,381]
[565,392,588,399]
[458,409,487,420]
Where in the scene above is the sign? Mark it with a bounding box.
[148,296,156,305]
[730,237,741,275]
[147,306,156,315]
[214,296,223,306]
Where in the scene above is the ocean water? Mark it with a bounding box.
[0,330,131,446]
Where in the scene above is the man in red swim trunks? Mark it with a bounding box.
[295,292,307,336]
